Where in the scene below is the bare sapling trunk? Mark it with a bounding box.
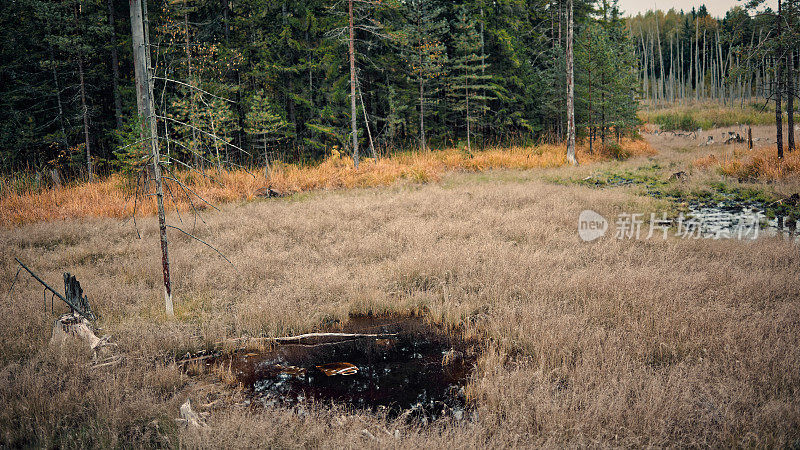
[264,137,269,186]
[480,5,485,148]
[348,0,359,168]
[565,0,577,165]
[419,75,426,152]
[716,29,724,102]
[130,0,173,316]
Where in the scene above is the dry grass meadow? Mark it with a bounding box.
[1,130,799,447]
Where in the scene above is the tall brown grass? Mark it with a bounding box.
[0,140,654,227]
[1,171,797,447]
[693,146,800,180]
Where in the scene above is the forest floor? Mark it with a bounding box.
[1,126,799,447]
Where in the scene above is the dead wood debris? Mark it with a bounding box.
[176,399,208,428]
[50,312,120,368]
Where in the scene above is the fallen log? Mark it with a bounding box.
[215,332,398,348]
[274,332,398,345]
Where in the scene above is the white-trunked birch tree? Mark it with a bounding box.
[566,0,577,165]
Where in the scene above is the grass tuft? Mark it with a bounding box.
[693,146,800,181]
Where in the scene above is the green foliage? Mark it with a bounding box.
[448,4,496,147]
[651,111,701,131]
[112,115,148,175]
[601,142,631,160]
[9,0,778,178]
[643,105,777,130]
[245,91,290,164]
[575,7,639,142]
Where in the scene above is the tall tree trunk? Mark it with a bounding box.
[480,4,485,148]
[640,31,648,101]
[565,0,577,165]
[130,0,173,317]
[108,0,123,131]
[74,1,93,182]
[788,50,795,152]
[695,18,699,101]
[465,66,471,152]
[716,29,724,102]
[221,0,229,43]
[348,0,359,168]
[702,29,707,100]
[588,26,593,154]
[777,1,784,159]
[656,17,665,102]
[669,34,674,102]
[417,10,426,152]
[788,0,796,152]
[649,33,656,103]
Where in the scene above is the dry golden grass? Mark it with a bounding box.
[693,146,800,181]
[639,101,777,131]
[1,166,798,447]
[0,140,653,227]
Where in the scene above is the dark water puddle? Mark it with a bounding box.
[685,200,799,240]
[219,316,478,422]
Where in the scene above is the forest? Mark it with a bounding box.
[0,0,641,180]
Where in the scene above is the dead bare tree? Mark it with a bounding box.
[126,0,247,317]
[130,0,173,316]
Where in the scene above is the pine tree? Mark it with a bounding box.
[245,91,289,181]
[401,0,449,152]
[449,4,493,153]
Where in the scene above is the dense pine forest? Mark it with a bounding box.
[0,0,640,180]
